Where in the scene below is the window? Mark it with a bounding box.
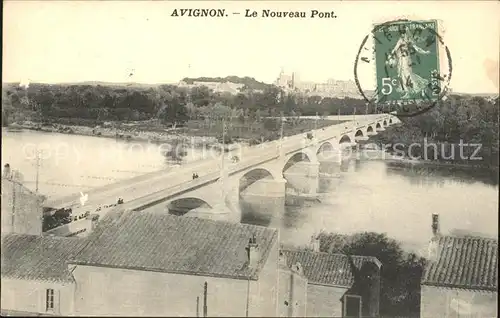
[343,295,362,318]
[45,289,55,312]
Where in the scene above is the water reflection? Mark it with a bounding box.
[241,155,498,253]
[385,161,499,186]
[3,131,497,253]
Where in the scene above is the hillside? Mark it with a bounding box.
[181,76,271,90]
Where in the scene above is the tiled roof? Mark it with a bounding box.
[1,234,88,283]
[281,249,381,287]
[70,211,278,280]
[421,235,498,291]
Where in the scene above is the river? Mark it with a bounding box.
[2,129,498,254]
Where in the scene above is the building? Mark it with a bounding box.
[278,251,308,317]
[1,210,281,316]
[1,165,45,236]
[178,80,245,95]
[1,203,385,317]
[281,237,382,318]
[1,234,88,316]
[275,69,295,91]
[273,69,360,98]
[420,214,498,318]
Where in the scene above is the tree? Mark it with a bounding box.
[212,103,232,121]
[159,100,188,126]
[263,118,279,131]
[255,109,262,122]
[2,91,14,126]
[185,102,197,120]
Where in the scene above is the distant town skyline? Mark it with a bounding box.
[3,1,499,94]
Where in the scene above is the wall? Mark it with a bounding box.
[252,239,279,316]
[306,284,348,317]
[0,278,74,316]
[421,285,498,318]
[72,264,278,317]
[1,178,44,235]
[356,261,381,317]
[278,268,308,317]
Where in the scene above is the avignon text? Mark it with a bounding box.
[245,9,337,18]
[171,9,227,17]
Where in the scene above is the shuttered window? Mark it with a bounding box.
[46,289,55,311]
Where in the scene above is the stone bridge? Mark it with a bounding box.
[45,114,399,230]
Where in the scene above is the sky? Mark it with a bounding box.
[3,1,499,94]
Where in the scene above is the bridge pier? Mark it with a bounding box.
[318,159,342,192]
[239,178,287,227]
[318,149,342,164]
[241,178,287,198]
[355,136,369,142]
[185,204,234,222]
[319,159,341,176]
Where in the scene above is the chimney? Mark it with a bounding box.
[87,214,100,233]
[432,213,440,236]
[278,250,287,266]
[310,234,320,252]
[246,234,260,268]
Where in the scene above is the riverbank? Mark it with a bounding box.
[385,157,499,185]
[5,121,219,146]
[385,156,499,170]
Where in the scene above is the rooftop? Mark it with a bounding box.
[421,235,498,291]
[281,249,381,288]
[1,211,279,282]
[1,234,87,283]
[70,211,278,280]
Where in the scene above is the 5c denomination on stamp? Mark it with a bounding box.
[354,19,453,117]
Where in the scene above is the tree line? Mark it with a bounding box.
[316,231,426,317]
[2,81,498,169]
[1,82,369,127]
[372,95,499,169]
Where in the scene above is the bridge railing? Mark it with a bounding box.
[122,170,225,211]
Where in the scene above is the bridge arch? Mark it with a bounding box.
[376,123,381,129]
[367,126,374,133]
[239,168,274,194]
[383,120,387,126]
[389,118,393,124]
[167,197,211,216]
[316,141,334,154]
[355,130,364,137]
[339,135,352,144]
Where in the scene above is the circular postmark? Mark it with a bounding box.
[354,19,453,117]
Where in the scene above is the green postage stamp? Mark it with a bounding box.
[373,20,443,104]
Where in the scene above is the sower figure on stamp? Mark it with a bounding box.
[386,26,431,99]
